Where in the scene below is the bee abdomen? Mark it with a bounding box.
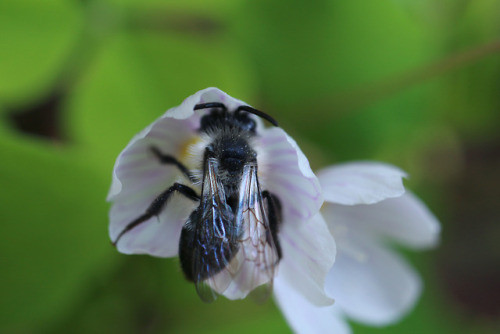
[179,209,239,282]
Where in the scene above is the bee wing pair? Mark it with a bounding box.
[193,158,280,303]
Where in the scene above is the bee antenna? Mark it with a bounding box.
[236,105,279,127]
[194,103,227,111]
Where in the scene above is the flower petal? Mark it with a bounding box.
[109,195,197,257]
[317,162,407,205]
[258,127,323,225]
[108,87,250,257]
[274,277,351,334]
[107,116,199,257]
[277,213,336,306]
[325,232,421,325]
[324,193,441,249]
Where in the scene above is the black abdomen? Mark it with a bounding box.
[179,205,240,282]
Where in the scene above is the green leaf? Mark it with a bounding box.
[235,0,434,108]
[0,132,117,331]
[49,255,288,333]
[0,0,83,105]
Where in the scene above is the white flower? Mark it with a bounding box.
[274,162,441,334]
[107,88,440,333]
[107,88,335,306]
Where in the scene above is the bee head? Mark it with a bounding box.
[195,103,278,134]
[199,109,257,134]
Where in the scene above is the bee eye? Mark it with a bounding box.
[233,113,256,132]
[246,119,257,132]
[200,114,217,130]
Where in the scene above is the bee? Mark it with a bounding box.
[112,102,283,302]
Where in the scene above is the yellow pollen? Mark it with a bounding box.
[179,135,203,165]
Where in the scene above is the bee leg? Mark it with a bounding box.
[262,190,283,261]
[112,183,199,246]
[178,210,199,281]
[150,146,196,182]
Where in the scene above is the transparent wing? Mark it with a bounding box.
[220,162,280,301]
[192,157,237,303]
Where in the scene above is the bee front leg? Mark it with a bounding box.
[112,183,200,246]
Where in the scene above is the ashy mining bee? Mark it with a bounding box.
[112,102,283,302]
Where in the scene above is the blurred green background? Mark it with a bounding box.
[1,0,499,333]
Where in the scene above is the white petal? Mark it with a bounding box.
[278,213,336,306]
[274,277,351,334]
[258,127,323,225]
[325,233,421,325]
[317,162,407,205]
[324,193,441,249]
[107,119,198,202]
[109,195,197,257]
[107,118,199,256]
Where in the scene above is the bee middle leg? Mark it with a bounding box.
[112,183,199,246]
[262,190,283,260]
[150,146,196,182]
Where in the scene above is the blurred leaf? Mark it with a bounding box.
[442,51,500,139]
[438,0,500,138]
[235,0,434,108]
[50,254,289,334]
[320,83,439,162]
[0,0,83,104]
[460,0,500,41]
[104,0,245,13]
[0,131,117,331]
